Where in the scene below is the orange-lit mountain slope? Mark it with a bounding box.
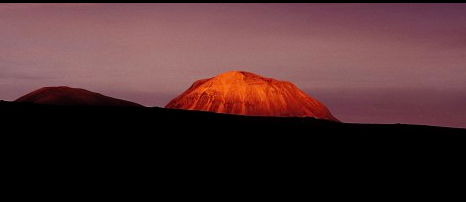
[166,71,339,122]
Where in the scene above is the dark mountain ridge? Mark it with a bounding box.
[15,86,142,107]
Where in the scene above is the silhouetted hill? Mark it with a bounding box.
[15,86,143,107]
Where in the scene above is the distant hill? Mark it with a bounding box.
[15,86,143,107]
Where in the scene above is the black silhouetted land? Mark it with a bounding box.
[2,100,464,180]
[1,101,464,137]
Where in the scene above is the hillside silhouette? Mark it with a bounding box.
[2,84,464,157]
[1,101,463,135]
[2,100,464,173]
[15,86,143,107]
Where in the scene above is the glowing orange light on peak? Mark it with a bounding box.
[166,71,339,122]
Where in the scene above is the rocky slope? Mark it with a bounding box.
[166,71,339,122]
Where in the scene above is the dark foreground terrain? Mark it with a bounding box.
[2,100,465,191]
[2,100,465,159]
[2,100,464,144]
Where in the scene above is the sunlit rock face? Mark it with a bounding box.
[15,86,143,107]
[166,71,339,122]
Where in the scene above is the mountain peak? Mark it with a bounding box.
[215,71,276,83]
[166,71,339,122]
[217,71,261,78]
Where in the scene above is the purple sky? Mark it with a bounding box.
[1,3,465,128]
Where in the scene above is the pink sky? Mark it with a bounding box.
[1,3,465,128]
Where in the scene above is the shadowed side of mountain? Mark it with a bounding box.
[15,86,143,107]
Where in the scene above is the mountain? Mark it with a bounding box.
[166,71,339,122]
[15,86,143,107]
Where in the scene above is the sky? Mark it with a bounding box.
[1,3,465,128]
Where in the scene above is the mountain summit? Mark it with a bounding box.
[15,86,143,107]
[166,71,339,122]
